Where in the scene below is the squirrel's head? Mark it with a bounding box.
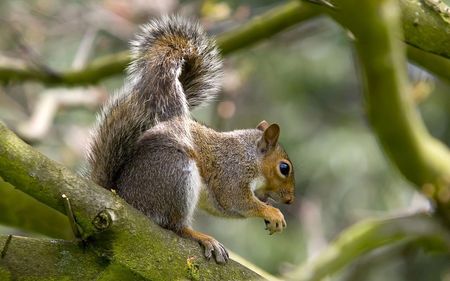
[253,120,295,205]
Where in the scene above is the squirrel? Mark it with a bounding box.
[87,16,295,264]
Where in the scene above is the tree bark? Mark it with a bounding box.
[0,179,73,239]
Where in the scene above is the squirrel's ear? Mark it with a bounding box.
[264,124,280,146]
[256,120,269,131]
[258,123,280,153]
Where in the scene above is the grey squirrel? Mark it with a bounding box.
[87,16,295,264]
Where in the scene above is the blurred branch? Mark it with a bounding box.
[0,51,130,86]
[286,213,450,281]
[329,0,450,220]
[400,0,450,59]
[0,122,262,280]
[0,1,318,86]
[0,178,73,239]
[218,1,319,55]
[326,0,450,82]
[407,44,450,84]
[322,0,450,59]
[72,27,98,70]
[17,87,105,142]
[340,238,436,281]
[7,23,59,78]
[339,241,406,281]
[1,0,450,86]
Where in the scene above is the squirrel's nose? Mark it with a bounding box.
[284,197,294,204]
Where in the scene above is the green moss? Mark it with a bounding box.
[97,263,148,281]
[186,256,201,281]
[0,267,11,281]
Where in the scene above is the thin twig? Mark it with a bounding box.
[62,194,82,239]
[1,234,13,258]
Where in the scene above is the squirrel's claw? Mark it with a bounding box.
[182,228,229,264]
[203,244,212,260]
[199,237,229,264]
[217,243,229,263]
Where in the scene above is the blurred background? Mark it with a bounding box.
[0,0,449,280]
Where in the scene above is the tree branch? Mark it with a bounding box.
[217,1,319,55]
[2,0,450,86]
[0,178,73,239]
[0,235,109,280]
[322,0,450,59]
[407,44,450,84]
[286,213,450,281]
[400,0,450,59]
[0,122,262,280]
[0,234,167,280]
[328,0,450,220]
[0,52,130,86]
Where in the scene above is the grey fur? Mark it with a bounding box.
[116,124,197,230]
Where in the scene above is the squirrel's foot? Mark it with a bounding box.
[263,207,286,235]
[180,227,229,264]
[198,236,229,264]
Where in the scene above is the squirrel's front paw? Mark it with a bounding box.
[264,208,286,235]
[198,236,229,264]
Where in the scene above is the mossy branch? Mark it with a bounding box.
[400,0,450,59]
[0,234,177,280]
[0,235,112,280]
[0,122,262,280]
[328,0,450,219]
[0,178,73,240]
[286,213,450,281]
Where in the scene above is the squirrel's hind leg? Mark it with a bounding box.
[116,135,199,229]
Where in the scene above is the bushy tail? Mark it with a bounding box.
[87,16,222,188]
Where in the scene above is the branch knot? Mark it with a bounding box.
[92,209,114,231]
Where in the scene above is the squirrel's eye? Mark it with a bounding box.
[279,162,290,177]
